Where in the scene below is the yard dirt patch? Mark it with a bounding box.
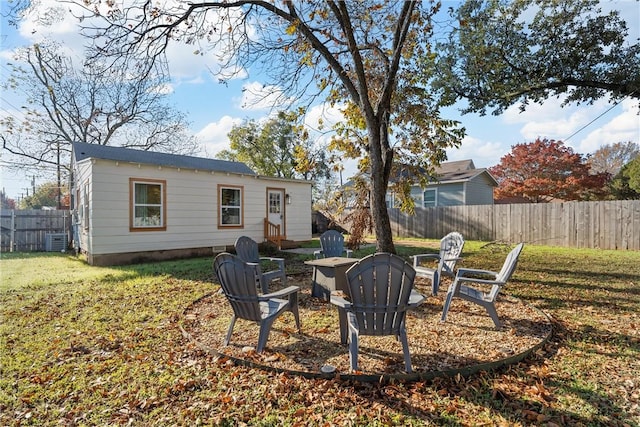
[182,273,552,381]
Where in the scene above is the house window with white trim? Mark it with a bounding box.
[423,188,437,207]
[130,179,166,231]
[219,185,243,227]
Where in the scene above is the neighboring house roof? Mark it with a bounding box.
[436,167,498,187]
[395,160,498,187]
[72,142,256,175]
[342,159,498,188]
[435,159,475,174]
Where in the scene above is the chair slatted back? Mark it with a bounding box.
[496,243,525,283]
[235,236,260,264]
[319,230,346,258]
[440,232,465,274]
[345,253,416,336]
[214,253,262,322]
[489,243,525,300]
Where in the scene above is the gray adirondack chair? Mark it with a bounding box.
[213,252,301,353]
[441,243,525,329]
[314,230,353,259]
[234,236,287,293]
[411,232,464,296]
[330,253,425,373]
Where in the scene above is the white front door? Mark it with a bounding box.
[267,189,285,233]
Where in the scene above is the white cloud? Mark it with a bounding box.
[448,136,507,168]
[576,99,640,155]
[502,97,606,143]
[195,115,243,156]
[500,95,640,156]
[304,103,345,132]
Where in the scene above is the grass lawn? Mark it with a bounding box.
[1,240,639,426]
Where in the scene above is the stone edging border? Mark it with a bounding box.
[179,293,553,383]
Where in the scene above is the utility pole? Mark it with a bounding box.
[57,141,62,209]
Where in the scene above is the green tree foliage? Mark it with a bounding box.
[436,0,640,115]
[18,182,69,210]
[587,141,640,176]
[489,138,608,202]
[610,157,640,200]
[85,0,464,253]
[217,111,330,182]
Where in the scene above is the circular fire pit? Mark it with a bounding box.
[180,277,552,382]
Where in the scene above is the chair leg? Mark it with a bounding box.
[257,318,277,353]
[432,271,440,296]
[440,280,458,323]
[338,308,348,345]
[347,314,359,372]
[398,328,412,373]
[224,315,237,346]
[348,330,359,372]
[288,293,301,332]
[484,303,502,329]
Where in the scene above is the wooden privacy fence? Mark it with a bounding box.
[386,200,640,250]
[1,209,72,252]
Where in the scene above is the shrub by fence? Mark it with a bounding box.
[387,200,639,250]
[1,209,72,252]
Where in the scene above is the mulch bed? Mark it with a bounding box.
[181,274,552,380]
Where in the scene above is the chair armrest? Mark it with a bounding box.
[329,294,352,310]
[411,254,439,267]
[456,268,498,278]
[313,249,322,259]
[344,249,353,258]
[262,285,300,300]
[260,256,285,263]
[408,290,426,308]
[457,276,504,286]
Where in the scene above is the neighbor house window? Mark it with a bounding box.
[423,188,437,207]
[130,178,166,231]
[219,185,243,228]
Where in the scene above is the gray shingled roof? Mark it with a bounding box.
[437,168,498,186]
[72,142,255,175]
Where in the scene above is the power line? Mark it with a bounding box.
[563,92,635,142]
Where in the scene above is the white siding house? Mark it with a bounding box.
[71,142,312,266]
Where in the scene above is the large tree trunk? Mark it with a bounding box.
[368,118,396,254]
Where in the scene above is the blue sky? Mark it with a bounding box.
[1,1,639,201]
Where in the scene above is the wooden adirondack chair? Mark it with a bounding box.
[330,253,425,373]
[234,236,287,293]
[440,243,525,329]
[314,230,353,259]
[411,232,464,295]
[213,253,301,353]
